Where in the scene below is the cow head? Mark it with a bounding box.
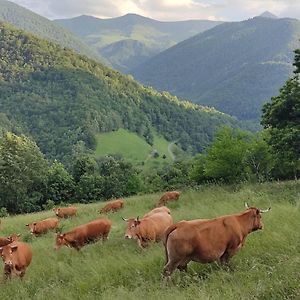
[122,217,140,239]
[53,208,60,216]
[0,244,18,269]
[7,234,21,243]
[245,203,271,231]
[26,223,37,234]
[54,233,68,250]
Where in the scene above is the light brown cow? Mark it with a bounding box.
[26,218,59,236]
[143,206,171,218]
[158,191,181,206]
[123,210,173,248]
[53,207,77,218]
[162,203,271,278]
[54,218,112,251]
[99,199,124,214]
[0,242,32,279]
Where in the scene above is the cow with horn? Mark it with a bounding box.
[163,203,271,278]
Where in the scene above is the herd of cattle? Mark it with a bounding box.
[0,190,271,281]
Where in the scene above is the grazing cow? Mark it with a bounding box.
[162,203,271,278]
[143,206,171,218]
[53,207,77,218]
[99,199,124,214]
[158,191,181,206]
[54,218,112,251]
[0,242,32,279]
[123,210,173,248]
[26,218,59,236]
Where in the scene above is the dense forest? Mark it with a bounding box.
[0,22,236,162]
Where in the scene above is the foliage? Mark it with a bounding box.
[0,132,48,213]
[132,16,300,123]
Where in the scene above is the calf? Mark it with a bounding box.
[163,204,271,278]
[26,218,59,236]
[0,242,32,279]
[55,218,112,251]
[99,199,124,214]
[158,191,181,206]
[0,234,21,247]
[53,207,77,218]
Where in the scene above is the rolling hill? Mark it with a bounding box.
[55,13,222,72]
[0,0,107,64]
[131,16,300,123]
[0,22,236,163]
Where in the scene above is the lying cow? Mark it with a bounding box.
[158,191,181,206]
[26,218,59,236]
[53,207,77,218]
[55,218,112,251]
[99,199,124,214]
[163,203,271,278]
[0,242,32,279]
[123,208,173,248]
[0,234,21,247]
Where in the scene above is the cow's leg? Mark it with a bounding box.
[163,258,181,279]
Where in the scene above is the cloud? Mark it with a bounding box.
[8,0,300,21]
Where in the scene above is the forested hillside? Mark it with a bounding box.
[0,0,107,63]
[0,22,236,162]
[132,16,300,123]
[55,13,222,72]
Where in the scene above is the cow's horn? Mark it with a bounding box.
[245,202,250,209]
[122,217,128,222]
[260,207,271,213]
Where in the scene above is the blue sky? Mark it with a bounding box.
[8,0,300,21]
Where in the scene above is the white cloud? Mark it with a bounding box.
[7,0,300,21]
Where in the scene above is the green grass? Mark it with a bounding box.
[0,181,300,299]
[94,129,178,168]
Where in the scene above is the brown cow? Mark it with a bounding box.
[53,207,77,218]
[26,218,59,236]
[143,206,171,218]
[99,199,124,214]
[162,203,271,278]
[54,218,112,251]
[158,191,181,206]
[123,210,173,248]
[0,242,32,279]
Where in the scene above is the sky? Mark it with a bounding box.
[8,0,300,21]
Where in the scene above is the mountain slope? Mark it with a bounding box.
[0,22,236,162]
[132,16,300,122]
[55,13,222,72]
[0,0,107,64]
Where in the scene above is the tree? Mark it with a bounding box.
[0,132,48,213]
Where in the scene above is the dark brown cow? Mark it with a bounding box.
[0,242,32,279]
[53,207,77,218]
[143,206,171,218]
[158,191,181,206]
[26,218,59,236]
[123,209,173,248]
[163,203,271,278]
[55,218,112,251]
[99,199,124,214]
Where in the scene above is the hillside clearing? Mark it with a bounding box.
[0,181,299,299]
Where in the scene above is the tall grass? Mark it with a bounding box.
[0,181,299,299]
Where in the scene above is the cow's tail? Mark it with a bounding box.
[163,224,178,264]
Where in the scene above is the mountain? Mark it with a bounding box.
[55,13,222,72]
[131,16,300,123]
[0,0,107,64]
[0,22,237,162]
[259,11,278,19]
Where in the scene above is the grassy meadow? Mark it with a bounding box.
[0,181,300,299]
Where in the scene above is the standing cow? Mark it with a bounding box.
[26,218,59,236]
[99,199,124,214]
[123,208,173,248]
[158,191,181,206]
[53,207,77,218]
[0,242,32,279]
[163,203,271,278]
[55,218,112,251]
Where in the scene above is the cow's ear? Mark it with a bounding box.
[25,224,29,227]
[135,216,141,225]
[53,208,56,211]
[17,234,21,237]
[11,245,18,252]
